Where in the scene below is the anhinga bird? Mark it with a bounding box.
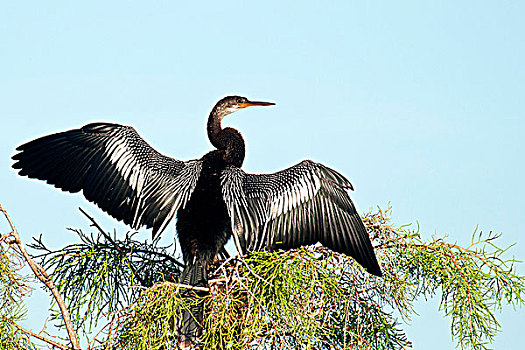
[12,95,382,346]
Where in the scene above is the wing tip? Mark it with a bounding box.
[366,263,383,277]
[152,229,160,241]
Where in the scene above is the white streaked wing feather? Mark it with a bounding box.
[13,122,201,238]
[221,159,381,276]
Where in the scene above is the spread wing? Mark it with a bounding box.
[12,122,202,238]
[221,160,381,276]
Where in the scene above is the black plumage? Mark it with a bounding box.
[12,95,382,346]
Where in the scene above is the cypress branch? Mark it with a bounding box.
[1,205,524,349]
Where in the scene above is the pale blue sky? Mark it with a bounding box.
[1,1,524,348]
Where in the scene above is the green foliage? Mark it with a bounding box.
[0,233,36,350]
[0,319,37,350]
[366,208,524,349]
[198,249,410,350]
[3,206,524,349]
[28,226,182,339]
[115,283,186,350]
[105,250,409,350]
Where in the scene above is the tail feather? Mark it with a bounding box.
[177,261,207,349]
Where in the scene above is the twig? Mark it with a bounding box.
[78,207,148,287]
[78,207,185,267]
[128,281,210,293]
[166,281,210,293]
[0,203,81,350]
[212,254,238,276]
[1,315,70,350]
[232,264,284,342]
[123,246,185,268]
[87,305,129,350]
[78,207,115,244]
[237,255,273,287]
[208,277,229,285]
[0,231,15,244]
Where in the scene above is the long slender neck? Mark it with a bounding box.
[207,108,245,167]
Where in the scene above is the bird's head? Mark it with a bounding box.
[214,95,275,120]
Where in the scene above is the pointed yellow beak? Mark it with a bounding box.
[239,100,275,108]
